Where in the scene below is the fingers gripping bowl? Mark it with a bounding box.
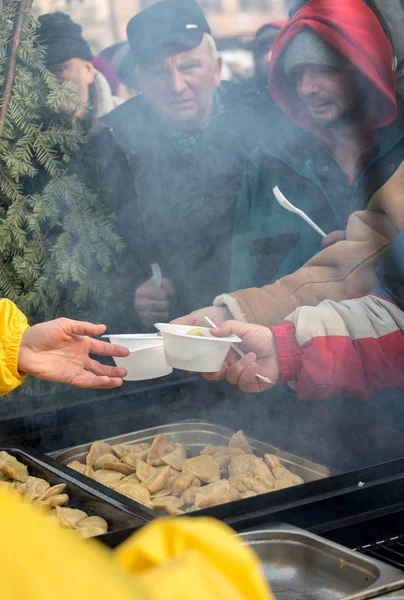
[155,323,241,372]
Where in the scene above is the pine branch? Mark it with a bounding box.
[0,0,30,138]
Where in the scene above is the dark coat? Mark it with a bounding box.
[86,83,286,327]
[229,100,404,292]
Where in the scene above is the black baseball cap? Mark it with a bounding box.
[127,0,211,68]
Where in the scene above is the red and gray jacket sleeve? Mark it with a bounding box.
[271,294,404,401]
[271,227,404,401]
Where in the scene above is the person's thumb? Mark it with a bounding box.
[210,320,244,339]
[322,229,346,249]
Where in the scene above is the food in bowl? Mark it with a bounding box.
[66,431,304,515]
[0,451,107,538]
[155,323,241,372]
[186,328,206,337]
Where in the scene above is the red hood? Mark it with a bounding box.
[269,0,397,138]
[269,19,288,29]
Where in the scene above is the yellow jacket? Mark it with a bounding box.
[0,299,29,395]
[0,301,274,599]
[0,489,275,600]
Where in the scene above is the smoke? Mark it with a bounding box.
[4,0,404,498]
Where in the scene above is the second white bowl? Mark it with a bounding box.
[155,323,241,373]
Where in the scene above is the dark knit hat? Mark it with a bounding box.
[283,27,349,78]
[37,12,93,67]
[127,0,211,68]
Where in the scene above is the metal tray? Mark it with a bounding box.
[51,421,333,518]
[1,447,151,534]
[53,421,333,481]
[241,524,404,600]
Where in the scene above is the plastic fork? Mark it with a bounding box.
[151,263,162,288]
[273,186,327,238]
[204,316,273,385]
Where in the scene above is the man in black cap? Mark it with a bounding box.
[88,0,277,329]
[127,0,222,133]
[37,12,121,127]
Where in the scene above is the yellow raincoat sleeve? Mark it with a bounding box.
[0,298,29,395]
[0,489,275,600]
[115,516,275,600]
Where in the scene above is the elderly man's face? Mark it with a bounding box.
[136,36,222,130]
[293,65,362,128]
[51,58,95,105]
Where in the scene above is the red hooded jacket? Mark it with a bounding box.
[269,0,397,137]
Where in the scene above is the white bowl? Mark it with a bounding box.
[102,334,162,351]
[112,345,172,381]
[155,323,241,373]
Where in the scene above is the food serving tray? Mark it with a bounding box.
[241,524,404,600]
[51,421,333,517]
[2,447,151,533]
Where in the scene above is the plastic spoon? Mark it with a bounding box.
[151,263,162,288]
[204,316,273,385]
[273,186,327,238]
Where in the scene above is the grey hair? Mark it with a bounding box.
[204,33,220,62]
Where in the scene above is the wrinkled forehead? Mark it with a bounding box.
[146,37,211,70]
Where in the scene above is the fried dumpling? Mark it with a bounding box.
[39,494,70,508]
[0,452,28,482]
[121,450,148,467]
[180,485,199,506]
[92,470,125,487]
[55,507,87,528]
[150,488,172,499]
[194,480,232,510]
[228,455,274,487]
[16,476,50,501]
[152,496,184,516]
[118,473,141,485]
[76,516,108,538]
[67,461,86,475]
[35,483,66,502]
[162,447,188,471]
[228,455,252,477]
[112,481,152,508]
[86,442,115,470]
[201,446,246,469]
[113,443,150,459]
[228,474,273,495]
[171,471,194,496]
[228,431,253,454]
[201,446,245,457]
[142,466,171,493]
[100,460,134,476]
[136,459,156,482]
[264,454,303,485]
[147,434,176,466]
[183,455,220,484]
[263,454,281,470]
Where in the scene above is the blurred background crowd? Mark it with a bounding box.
[33,0,291,82]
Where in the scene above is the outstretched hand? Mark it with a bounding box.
[203,321,280,393]
[18,319,130,389]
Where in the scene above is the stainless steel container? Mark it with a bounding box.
[53,421,333,483]
[241,524,404,600]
